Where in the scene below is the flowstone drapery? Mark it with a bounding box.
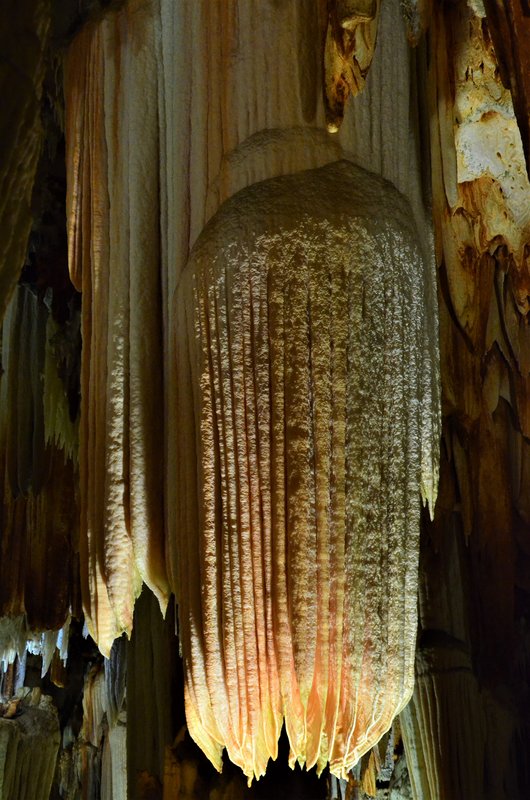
[174,160,440,782]
[64,11,169,655]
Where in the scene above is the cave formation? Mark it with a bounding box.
[0,1,529,799]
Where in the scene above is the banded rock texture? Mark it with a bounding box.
[0,690,60,800]
[398,2,530,798]
[174,160,440,782]
[64,6,169,655]
[0,285,76,667]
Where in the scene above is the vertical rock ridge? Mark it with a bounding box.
[64,7,169,655]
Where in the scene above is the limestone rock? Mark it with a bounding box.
[64,7,170,654]
[174,160,440,781]
[0,690,60,800]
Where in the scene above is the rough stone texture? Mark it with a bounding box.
[482,0,530,177]
[399,2,530,798]
[63,0,439,671]
[0,691,60,800]
[174,160,440,781]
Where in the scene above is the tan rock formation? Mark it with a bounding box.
[64,7,169,655]
[174,160,439,781]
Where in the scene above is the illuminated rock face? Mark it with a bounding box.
[64,11,170,656]
[61,0,436,674]
[174,160,440,781]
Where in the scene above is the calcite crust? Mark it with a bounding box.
[174,160,440,781]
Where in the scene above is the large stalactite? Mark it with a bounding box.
[59,0,441,786]
[1,0,530,796]
[174,160,439,781]
[64,8,169,655]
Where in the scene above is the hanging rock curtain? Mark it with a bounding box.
[0,286,76,665]
[62,0,441,781]
[64,7,169,655]
[174,161,440,781]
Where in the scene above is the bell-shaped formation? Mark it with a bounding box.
[173,160,440,781]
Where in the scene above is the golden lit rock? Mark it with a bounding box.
[174,159,440,782]
[64,8,170,655]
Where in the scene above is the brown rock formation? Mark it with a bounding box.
[0,0,51,320]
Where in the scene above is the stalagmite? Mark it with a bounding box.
[174,160,440,781]
[127,589,179,799]
[0,689,60,800]
[58,657,127,800]
[400,639,486,800]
